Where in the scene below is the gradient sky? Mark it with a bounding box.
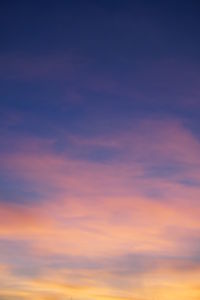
[1,1,200,299]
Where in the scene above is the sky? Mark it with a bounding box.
[1,1,200,299]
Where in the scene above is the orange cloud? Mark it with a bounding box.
[0,119,200,299]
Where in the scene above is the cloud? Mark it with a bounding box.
[0,118,200,299]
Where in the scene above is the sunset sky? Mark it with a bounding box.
[1,1,200,299]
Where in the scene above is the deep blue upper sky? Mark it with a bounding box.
[1,0,200,139]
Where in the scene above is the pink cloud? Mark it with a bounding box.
[0,118,200,299]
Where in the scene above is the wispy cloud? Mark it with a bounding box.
[0,118,200,299]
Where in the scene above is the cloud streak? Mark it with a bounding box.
[0,118,200,299]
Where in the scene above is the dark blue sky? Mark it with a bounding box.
[1,0,200,141]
